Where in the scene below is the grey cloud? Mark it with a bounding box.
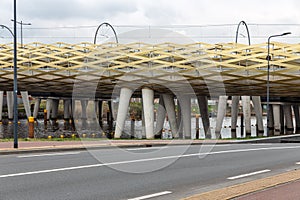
[19,0,138,21]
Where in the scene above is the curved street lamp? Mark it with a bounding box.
[0,25,14,37]
[11,19,31,47]
[266,32,291,136]
[94,22,118,44]
[235,20,251,45]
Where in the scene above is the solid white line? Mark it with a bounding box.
[18,152,81,158]
[2,145,300,178]
[126,147,168,151]
[227,169,271,180]
[128,191,172,200]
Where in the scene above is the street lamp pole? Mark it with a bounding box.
[266,32,291,136]
[11,19,31,47]
[13,0,18,148]
[94,22,118,44]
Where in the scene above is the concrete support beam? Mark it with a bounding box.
[252,96,264,137]
[179,95,191,139]
[7,91,14,120]
[293,105,300,133]
[98,100,103,127]
[197,96,211,139]
[63,99,71,120]
[231,96,240,138]
[242,96,251,137]
[142,88,154,139]
[0,91,3,121]
[163,94,178,138]
[284,105,294,134]
[46,99,52,120]
[268,105,275,136]
[51,99,59,120]
[115,88,133,138]
[80,100,88,120]
[33,98,41,119]
[215,96,228,139]
[280,105,285,135]
[177,100,183,139]
[155,95,166,137]
[273,104,281,135]
[21,91,31,119]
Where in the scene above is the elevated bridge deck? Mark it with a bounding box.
[1,42,300,98]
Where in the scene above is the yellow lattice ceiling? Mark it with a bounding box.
[0,42,300,98]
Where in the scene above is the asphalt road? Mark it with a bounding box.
[1,143,300,200]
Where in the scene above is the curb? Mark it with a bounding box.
[181,169,300,200]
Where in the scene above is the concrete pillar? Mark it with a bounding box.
[142,88,154,139]
[177,100,183,138]
[215,96,228,139]
[115,88,133,138]
[284,105,294,134]
[155,95,166,137]
[80,100,88,120]
[51,99,59,120]
[63,99,71,120]
[21,91,31,119]
[197,96,211,139]
[108,101,114,131]
[33,98,41,119]
[98,100,103,127]
[46,99,52,120]
[7,91,14,120]
[231,96,240,138]
[0,91,3,121]
[252,96,264,137]
[293,105,300,133]
[280,105,285,135]
[179,95,191,139]
[268,105,275,136]
[273,104,281,135]
[242,96,251,137]
[163,94,178,138]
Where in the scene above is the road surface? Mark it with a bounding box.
[1,143,300,200]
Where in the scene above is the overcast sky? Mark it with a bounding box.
[1,0,300,44]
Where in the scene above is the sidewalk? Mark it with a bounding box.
[0,139,233,154]
[183,169,300,200]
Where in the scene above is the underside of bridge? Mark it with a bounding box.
[0,41,299,98]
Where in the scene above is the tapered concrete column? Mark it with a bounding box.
[163,94,178,138]
[283,105,294,134]
[108,101,114,130]
[231,96,240,138]
[177,100,183,138]
[51,99,59,120]
[242,96,251,137]
[80,100,88,119]
[63,99,71,120]
[252,96,264,136]
[273,104,281,135]
[197,96,211,139]
[7,91,14,120]
[33,98,41,119]
[46,99,53,120]
[0,91,3,121]
[155,95,166,137]
[98,100,103,127]
[142,88,154,139]
[293,105,300,133]
[268,104,275,136]
[115,88,133,138]
[21,91,31,119]
[215,96,228,139]
[280,105,285,135]
[179,95,191,139]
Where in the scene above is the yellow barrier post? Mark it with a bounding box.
[28,116,34,138]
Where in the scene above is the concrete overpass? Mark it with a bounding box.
[0,42,300,139]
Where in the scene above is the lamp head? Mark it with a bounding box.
[281,32,291,36]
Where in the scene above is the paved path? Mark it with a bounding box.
[235,180,300,200]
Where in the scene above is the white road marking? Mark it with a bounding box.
[2,145,300,178]
[227,169,271,180]
[18,152,81,158]
[251,144,273,146]
[128,191,172,200]
[126,147,168,151]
